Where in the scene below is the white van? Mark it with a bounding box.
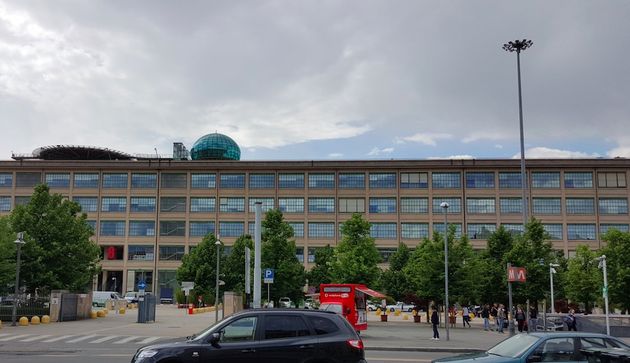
[92,291,125,307]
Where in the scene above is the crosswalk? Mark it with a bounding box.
[0,332,165,345]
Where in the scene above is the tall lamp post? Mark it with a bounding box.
[502,39,533,227]
[596,255,610,335]
[549,263,559,314]
[215,237,222,322]
[11,232,25,326]
[440,202,450,341]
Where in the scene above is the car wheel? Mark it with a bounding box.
[407,308,413,312]
[390,308,395,312]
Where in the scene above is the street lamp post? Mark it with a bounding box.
[549,263,559,314]
[440,202,450,341]
[503,39,533,227]
[11,232,25,327]
[596,255,610,335]
[215,237,222,322]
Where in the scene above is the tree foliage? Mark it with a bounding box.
[476,226,515,304]
[601,229,630,312]
[176,233,223,304]
[9,184,100,293]
[223,234,253,295]
[330,214,381,286]
[0,217,16,295]
[564,245,600,313]
[381,243,412,301]
[306,244,334,291]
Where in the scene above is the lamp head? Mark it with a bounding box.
[14,231,25,245]
[502,39,533,53]
[549,263,560,267]
[440,202,450,209]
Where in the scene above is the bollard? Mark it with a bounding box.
[188,304,194,315]
[90,310,98,319]
[31,316,41,325]
[119,308,126,315]
[403,314,409,320]
[41,315,50,324]
[96,310,106,318]
[19,317,29,326]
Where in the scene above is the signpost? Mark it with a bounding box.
[264,269,274,306]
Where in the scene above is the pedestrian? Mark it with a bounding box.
[497,304,505,333]
[565,309,578,331]
[491,304,499,331]
[449,305,456,328]
[481,304,490,331]
[528,306,538,333]
[462,306,471,328]
[516,306,526,332]
[431,306,440,340]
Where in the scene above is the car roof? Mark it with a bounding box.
[231,308,337,316]
[529,332,614,339]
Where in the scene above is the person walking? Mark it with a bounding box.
[481,304,490,331]
[497,304,506,333]
[565,309,578,331]
[449,305,456,328]
[516,306,526,332]
[462,306,471,328]
[491,304,499,331]
[431,306,440,340]
[528,306,538,333]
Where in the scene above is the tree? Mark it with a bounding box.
[261,209,305,303]
[0,217,16,295]
[176,233,224,304]
[222,234,253,294]
[330,214,381,286]
[9,184,100,293]
[564,245,600,313]
[381,243,412,301]
[306,244,334,291]
[601,229,630,312]
[476,226,516,304]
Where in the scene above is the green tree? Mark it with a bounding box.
[306,245,334,290]
[261,209,306,303]
[476,226,515,304]
[564,245,599,313]
[601,229,630,312]
[0,217,16,295]
[176,233,224,305]
[223,234,253,294]
[330,214,381,286]
[381,243,412,301]
[9,184,100,293]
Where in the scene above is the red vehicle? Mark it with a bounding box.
[318,283,385,331]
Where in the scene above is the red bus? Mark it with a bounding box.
[318,284,385,331]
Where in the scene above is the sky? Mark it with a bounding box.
[1,0,629,161]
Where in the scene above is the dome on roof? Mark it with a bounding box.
[190,133,241,160]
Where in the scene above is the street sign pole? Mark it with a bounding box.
[245,247,251,308]
[507,262,515,336]
[253,203,262,308]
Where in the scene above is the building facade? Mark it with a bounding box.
[1,157,629,297]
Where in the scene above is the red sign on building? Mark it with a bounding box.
[508,267,527,282]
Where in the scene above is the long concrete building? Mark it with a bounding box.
[1,133,629,298]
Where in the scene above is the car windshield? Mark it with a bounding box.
[320,303,343,314]
[487,334,540,358]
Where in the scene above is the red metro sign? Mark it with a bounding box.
[508,266,527,282]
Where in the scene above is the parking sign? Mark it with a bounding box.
[264,269,274,284]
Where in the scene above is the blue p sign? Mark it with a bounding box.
[264,269,274,283]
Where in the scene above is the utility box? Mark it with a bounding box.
[223,291,243,317]
[137,293,156,323]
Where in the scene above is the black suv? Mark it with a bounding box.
[132,308,367,363]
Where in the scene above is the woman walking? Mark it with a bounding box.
[516,307,526,332]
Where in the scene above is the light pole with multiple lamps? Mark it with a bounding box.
[440,202,450,341]
[549,263,559,314]
[502,39,533,227]
[215,237,222,322]
[11,232,25,326]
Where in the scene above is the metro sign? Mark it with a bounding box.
[508,267,527,282]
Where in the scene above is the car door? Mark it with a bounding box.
[198,315,259,363]
[527,337,582,363]
[257,314,317,363]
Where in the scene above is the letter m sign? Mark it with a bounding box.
[508,267,527,282]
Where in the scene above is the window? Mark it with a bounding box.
[159,221,186,237]
[220,173,245,189]
[369,198,396,213]
[219,197,245,213]
[159,246,185,261]
[15,196,30,206]
[100,221,126,236]
[401,223,429,239]
[248,197,275,212]
[566,198,595,215]
[45,173,70,188]
[247,223,267,236]
[400,172,428,188]
[378,248,397,263]
[74,173,99,188]
[432,197,462,214]
[73,196,98,212]
[532,198,561,215]
[131,173,157,188]
[0,196,11,212]
[161,173,187,188]
[543,224,563,240]
[249,173,275,189]
[129,221,155,236]
[433,223,462,238]
[15,172,41,188]
[130,197,156,213]
[101,197,127,212]
[128,245,154,261]
[500,198,522,214]
[531,172,560,188]
[400,198,428,214]
[369,173,396,188]
[307,316,339,335]
[278,173,304,188]
[568,224,596,240]
[338,173,365,189]
[307,247,317,263]
[564,172,593,188]
[0,173,13,188]
[308,222,335,238]
[86,220,96,231]
[263,315,309,340]
[600,224,629,234]
[432,172,461,189]
[466,198,496,214]
[466,172,494,188]
[160,197,186,212]
[296,247,304,263]
[288,222,304,237]
[499,172,522,189]
[220,317,257,343]
[532,337,577,362]
[467,224,496,239]
[502,224,524,235]
[190,197,216,212]
[338,198,365,213]
[278,198,304,213]
[598,172,627,188]
[190,221,215,237]
[309,173,335,188]
[102,173,128,188]
[599,198,628,215]
[219,221,244,237]
[191,173,216,189]
[308,198,335,213]
[370,223,397,238]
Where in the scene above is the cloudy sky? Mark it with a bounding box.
[1,1,629,161]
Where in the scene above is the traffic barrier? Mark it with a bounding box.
[31,316,40,325]
[119,308,126,314]
[96,310,106,318]
[19,317,29,326]
[41,315,50,324]
[90,310,97,319]
[403,314,409,320]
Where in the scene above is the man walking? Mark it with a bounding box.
[528,305,538,332]
[462,306,471,328]
[491,304,499,331]
[497,304,506,334]
[481,304,490,331]
[431,306,440,340]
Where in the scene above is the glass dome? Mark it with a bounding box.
[190,133,241,160]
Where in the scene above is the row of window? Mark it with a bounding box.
[2,171,626,190]
[3,195,627,215]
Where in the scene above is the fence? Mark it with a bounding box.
[0,296,51,322]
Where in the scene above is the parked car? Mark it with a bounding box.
[124,291,139,304]
[92,291,125,307]
[581,346,630,363]
[131,309,367,363]
[386,301,415,312]
[367,302,378,311]
[279,297,292,308]
[432,332,630,363]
